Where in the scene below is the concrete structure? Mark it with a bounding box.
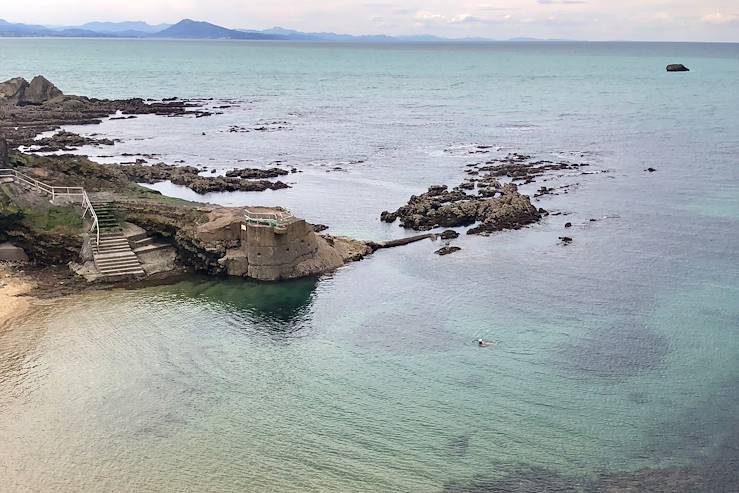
[0,136,7,166]
[215,208,344,281]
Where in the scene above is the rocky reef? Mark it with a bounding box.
[116,162,290,194]
[0,75,206,147]
[381,183,541,236]
[381,151,601,238]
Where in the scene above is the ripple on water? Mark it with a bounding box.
[553,323,669,381]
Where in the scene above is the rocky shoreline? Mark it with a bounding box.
[1,74,604,287]
[0,76,208,148]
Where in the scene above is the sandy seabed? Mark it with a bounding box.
[0,263,34,328]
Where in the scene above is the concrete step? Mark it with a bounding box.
[96,261,141,270]
[95,255,140,265]
[98,268,145,278]
[94,251,138,261]
[132,237,155,248]
[96,247,134,255]
[133,243,172,255]
[99,238,129,245]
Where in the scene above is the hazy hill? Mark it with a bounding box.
[153,19,281,40]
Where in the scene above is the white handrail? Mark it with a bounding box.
[0,168,100,246]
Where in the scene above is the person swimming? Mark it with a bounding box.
[477,339,496,347]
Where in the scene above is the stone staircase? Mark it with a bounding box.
[90,200,145,280]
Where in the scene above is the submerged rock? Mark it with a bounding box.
[435,246,461,256]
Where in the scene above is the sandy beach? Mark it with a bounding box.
[0,263,34,328]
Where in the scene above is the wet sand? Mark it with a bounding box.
[0,263,34,328]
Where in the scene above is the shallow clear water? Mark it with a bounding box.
[1,39,738,491]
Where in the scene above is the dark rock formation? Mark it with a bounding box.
[564,222,572,228]
[666,64,690,72]
[225,167,289,179]
[0,75,64,106]
[435,246,461,256]
[468,153,588,184]
[32,130,116,152]
[646,167,657,172]
[116,162,290,194]
[381,183,541,236]
[23,76,64,105]
[559,236,573,244]
[0,75,203,147]
[440,229,460,240]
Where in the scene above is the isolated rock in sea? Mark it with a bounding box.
[559,236,573,244]
[666,64,690,72]
[435,246,461,256]
[440,229,460,240]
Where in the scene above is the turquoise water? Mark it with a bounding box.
[1,40,739,491]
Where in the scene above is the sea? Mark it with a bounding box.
[1,39,738,492]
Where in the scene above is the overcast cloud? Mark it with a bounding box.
[2,0,738,41]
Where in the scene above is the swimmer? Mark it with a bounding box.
[478,339,494,347]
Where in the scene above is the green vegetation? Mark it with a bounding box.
[22,206,83,233]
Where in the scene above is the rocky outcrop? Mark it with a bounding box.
[117,200,368,281]
[666,64,690,72]
[116,162,290,194]
[23,76,64,105]
[435,246,461,256]
[225,167,289,179]
[0,222,83,264]
[32,131,116,152]
[381,183,541,236]
[0,76,63,106]
[0,75,204,147]
[0,77,31,105]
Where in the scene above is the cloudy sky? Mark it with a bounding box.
[3,0,738,41]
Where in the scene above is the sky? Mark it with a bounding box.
[2,0,739,42]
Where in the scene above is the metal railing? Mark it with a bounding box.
[0,168,100,246]
[244,208,293,228]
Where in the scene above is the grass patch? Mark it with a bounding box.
[22,206,83,233]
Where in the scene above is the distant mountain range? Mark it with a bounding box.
[0,18,570,42]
